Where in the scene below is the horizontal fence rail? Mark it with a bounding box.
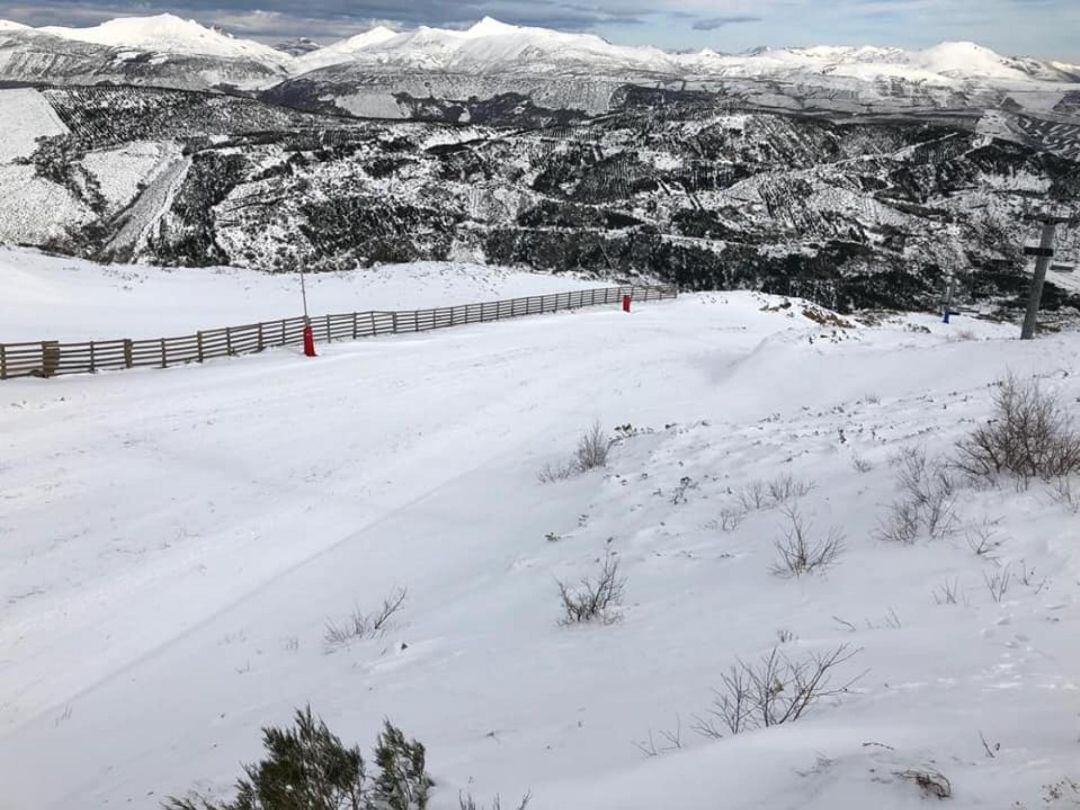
[0,284,677,380]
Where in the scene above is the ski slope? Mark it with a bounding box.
[0,247,600,342]
[1,259,1079,810]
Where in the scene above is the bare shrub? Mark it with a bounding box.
[737,480,769,511]
[738,475,813,512]
[876,446,957,542]
[770,506,845,578]
[852,455,874,473]
[575,420,610,472]
[932,578,962,606]
[896,446,958,538]
[767,474,815,505]
[692,645,860,738]
[536,460,577,483]
[1017,559,1048,593]
[537,422,611,482]
[1049,476,1080,514]
[718,507,745,532]
[556,552,625,625]
[955,375,1080,483]
[324,588,407,648]
[632,718,684,758]
[965,518,1004,558]
[876,499,921,544]
[984,566,1012,603]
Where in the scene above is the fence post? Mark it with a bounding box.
[89,341,96,373]
[392,312,399,333]
[352,312,358,339]
[257,323,264,352]
[326,314,332,342]
[0,344,5,380]
[281,320,286,345]
[197,331,204,362]
[225,326,232,356]
[41,341,60,378]
[160,337,167,368]
[124,339,133,368]
[369,311,377,335]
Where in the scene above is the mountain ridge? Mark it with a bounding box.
[1,12,1076,87]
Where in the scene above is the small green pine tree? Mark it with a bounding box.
[371,721,432,810]
[165,708,429,810]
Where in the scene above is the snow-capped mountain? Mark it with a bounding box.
[319,17,676,75]
[294,25,398,71]
[37,14,292,66]
[0,13,1076,94]
[675,41,1078,84]
[0,16,290,91]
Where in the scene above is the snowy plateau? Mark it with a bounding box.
[2,11,1080,810]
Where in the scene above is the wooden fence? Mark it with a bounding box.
[0,284,677,380]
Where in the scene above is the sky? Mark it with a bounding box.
[0,0,1077,63]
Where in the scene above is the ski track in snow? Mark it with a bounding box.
[1,261,1079,809]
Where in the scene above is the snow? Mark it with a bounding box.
[295,17,678,76]
[39,13,292,66]
[2,12,1076,91]
[82,141,177,213]
[0,167,88,244]
[916,41,1032,81]
[295,25,398,71]
[2,252,1080,810]
[0,248,602,342]
[675,40,1055,87]
[0,88,68,162]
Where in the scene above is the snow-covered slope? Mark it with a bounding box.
[319,17,676,75]
[0,247,599,342]
[295,25,397,71]
[1,253,1079,810]
[675,40,1077,86]
[0,16,291,91]
[39,13,291,67]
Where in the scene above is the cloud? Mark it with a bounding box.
[691,13,762,30]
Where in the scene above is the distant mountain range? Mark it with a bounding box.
[0,13,1077,316]
[0,14,1076,108]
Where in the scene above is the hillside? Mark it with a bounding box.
[1,254,1079,809]
[2,83,1078,317]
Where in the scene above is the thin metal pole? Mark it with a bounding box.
[1021,220,1058,340]
[299,261,310,322]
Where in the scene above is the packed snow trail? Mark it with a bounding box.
[1,285,1079,810]
[0,247,604,342]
